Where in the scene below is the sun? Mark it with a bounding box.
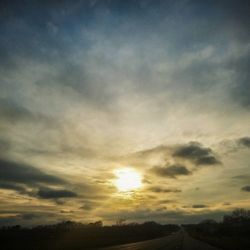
[114,168,142,192]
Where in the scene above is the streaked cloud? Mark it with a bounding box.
[151,164,191,178]
[241,186,250,192]
[37,188,77,199]
[173,142,221,166]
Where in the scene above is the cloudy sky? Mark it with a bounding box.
[0,0,250,226]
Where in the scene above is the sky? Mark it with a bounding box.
[0,0,250,226]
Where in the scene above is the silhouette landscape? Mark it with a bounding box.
[1,209,250,249]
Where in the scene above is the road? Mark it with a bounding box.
[97,228,221,250]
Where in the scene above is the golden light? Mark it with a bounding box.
[114,168,142,192]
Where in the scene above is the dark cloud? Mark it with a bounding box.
[241,186,250,192]
[60,209,74,214]
[173,142,211,159]
[80,201,97,211]
[151,164,191,178]
[37,187,77,199]
[81,204,93,211]
[0,211,64,227]
[173,142,221,166]
[134,142,221,171]
[0,158,64,185]
[192,204,208,209]
[231,176,250,189]
[21,213,39,221]
[0,181,27,193]
[195,156,220,165]
[0,158,68,198]
[157,199,176,204]
[232,174,250,180]
[148,186,181,193]
[238,137,250,148]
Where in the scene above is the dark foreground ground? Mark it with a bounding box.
[0,222,179,250]
[184,223,250,250]
[0,225,221,250]
[97,228,221,250]
[1,224,250,250]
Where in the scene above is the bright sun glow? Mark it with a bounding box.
[114,168,142,192]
